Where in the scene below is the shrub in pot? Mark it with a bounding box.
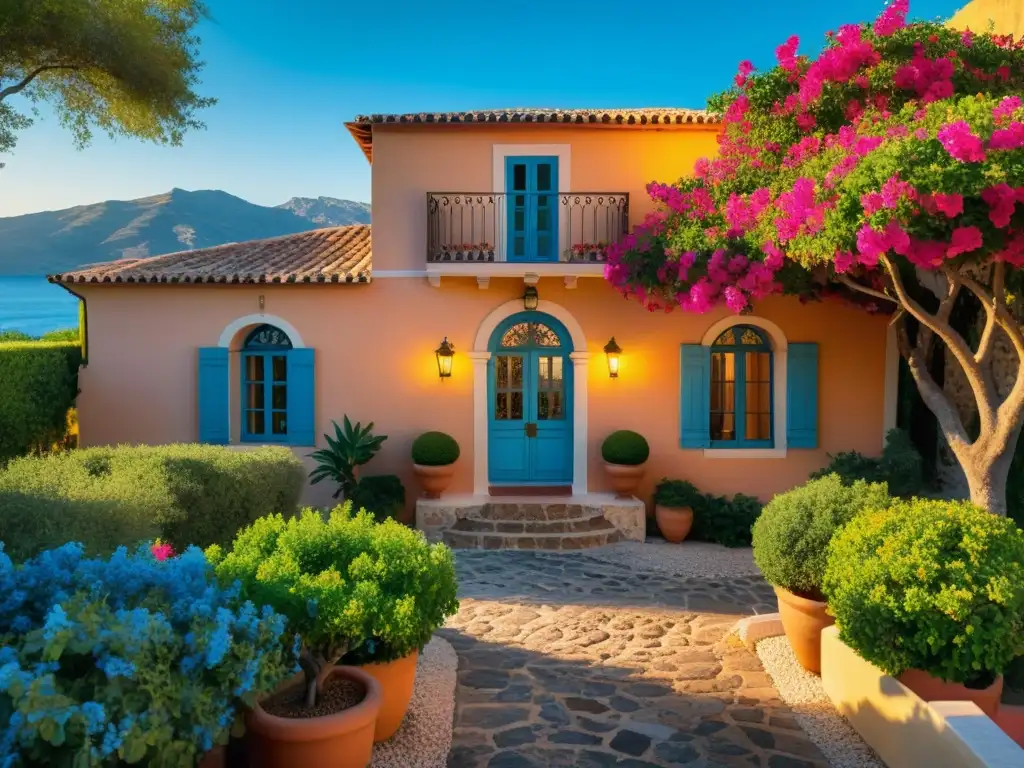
[601,430,649,498]
[0,541,294,766]
[652,479,703,543]
[411,431,460,499]
[823,499,1024,715]
[752,475,890,672]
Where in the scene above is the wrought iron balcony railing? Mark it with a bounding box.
[426,192,629,264]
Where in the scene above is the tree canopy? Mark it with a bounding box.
[0,0,214,155]
[604,0,1024,513]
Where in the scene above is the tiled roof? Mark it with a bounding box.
[48,225,372,285]
[345,107,719,162]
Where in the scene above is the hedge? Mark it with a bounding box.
[0,341,82,465]
[0,444,305,561]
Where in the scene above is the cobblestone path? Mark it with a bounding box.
[441,550,828,768]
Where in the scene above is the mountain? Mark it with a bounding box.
[948,0,1024,37]
[278,196,371,227]
[0,189,371,276]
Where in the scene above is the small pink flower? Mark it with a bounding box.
[981,184,1020,228]
[834,250,856,274]
[990,122,1024,151]
[994,96,1022,123]
[961,29,974,47]
[948,226,983,257]
[874,0,909,37]
[933,193,964,218]
[937,121,986,163]
[151,540,175,561]
[776,35,800,71]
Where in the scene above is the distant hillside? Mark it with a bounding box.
[948,0,1024,37]
[278,197,371,227]
[0,189,371,276]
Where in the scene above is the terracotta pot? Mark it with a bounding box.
[604,463,645,499]
[995,703,1024,747]
[197,746,225,768]
[357,650,419,742]
[899,668,1003,718]
[413,463,455,499]
[655,505,694,543]
[774,586,834,674]
[246,666,382,768]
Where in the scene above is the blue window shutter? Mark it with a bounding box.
[198,347,229,444]
[787,343,819,449]
[286,348,316,446]
[680,344,711,448]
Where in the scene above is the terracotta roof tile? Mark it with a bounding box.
[345,107,719,162]
[48,225,372,285]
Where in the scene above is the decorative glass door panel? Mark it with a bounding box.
[505,156,559,262]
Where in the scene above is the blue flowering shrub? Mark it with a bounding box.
[0,542,296,765]
[209,504,459,708]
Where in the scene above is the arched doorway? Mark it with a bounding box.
[487,311,574,486]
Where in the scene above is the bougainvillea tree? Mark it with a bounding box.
[604,1,1024,513]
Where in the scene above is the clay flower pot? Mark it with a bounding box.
[357,650,419,742]
[899,668,1004,718]
[246,666,382,768]
[198,746,225,768]
[774,585,834,674]
[413,464,455,499]
[655,505,694,543]
[604,463,645,499]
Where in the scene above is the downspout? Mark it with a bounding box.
[52,278,88,367]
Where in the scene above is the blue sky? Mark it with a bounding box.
[0,0,967,217]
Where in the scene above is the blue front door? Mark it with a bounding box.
[489,313,573,485]
[506,156,559,262]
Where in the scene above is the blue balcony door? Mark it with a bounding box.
[488,313,573,485]
[506,156,559,262]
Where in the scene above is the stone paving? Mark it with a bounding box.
[442,550,829,768]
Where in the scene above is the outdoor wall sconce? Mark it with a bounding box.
[435,337,455,379]
[604,337,622,378]
[523,286,539,311]
[258,294,265,312]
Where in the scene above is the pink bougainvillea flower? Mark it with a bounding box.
[994,96,1022,123]
[735,59,755,87]
[776,35,800,71]
[723,285,749,313]
[937,121,986,163]
[762,242,785,270]
[981,184,1021,228]
[796,112,817,131]
[990,122,1024,151]
[947,226,984,257]
[151,539,175,562]
[995,231,1024,266]
[961,29,974,47]
[874,0,909,37]
[933,192,964,218]
[906,238,948,268]
[834,250,857,274]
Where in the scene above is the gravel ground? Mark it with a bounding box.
[581,538,762,579]
[756,635,884,768]
[370,635,457,768]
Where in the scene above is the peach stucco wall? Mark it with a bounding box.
[74,277,889,512]
[370,124,723,271]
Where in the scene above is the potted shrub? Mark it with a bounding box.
[652,479,703,543]
[0,541,294,767]
[752,475,889,673]
[350,474,407,523]
[411,431,460,499]
[601,430,649,498]
[824,499,1024,715]
[309,416,387,500]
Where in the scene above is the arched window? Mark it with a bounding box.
[242,324,292,441]
[710,325,773,447]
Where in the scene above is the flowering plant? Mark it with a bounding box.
[605,0,1024,513]
[567,242,609,260]
[0,542,295,765]
[440,242,493,253]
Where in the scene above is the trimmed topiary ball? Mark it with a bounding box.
[601,430,650,466]
[752,474,889,598]
[411,431,460,466]
[823,499,1024,686]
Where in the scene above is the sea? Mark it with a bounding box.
[0,276,81,337]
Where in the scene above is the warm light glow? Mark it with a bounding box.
[435,337,455,379]
[603,337,623,379]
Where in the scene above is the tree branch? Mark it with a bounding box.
[0,64,79,101]
[837,274,897,304]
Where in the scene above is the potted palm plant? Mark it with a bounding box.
[752,474,889,673]
[309,416,387,500]
[601,430,649,498]
[652,479,703,543]
[411,431,460,499]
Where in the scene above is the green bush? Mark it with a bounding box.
[691,493,762,548]
[411,431,460,466]
[0,341,81,465]
[210,505,459,705]
[39,327,81,342]
[824,499,1024,686]
[350,474,406,522]
[309,416,387,499]
[752,475,890,598]
[653,479,703,508]
[0,444,305,560]
[811,428,925,497]
[601,430,650,465]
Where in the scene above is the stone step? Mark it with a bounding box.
[442,527,624,551]
[464,502,599,522]
[451,515,616,535]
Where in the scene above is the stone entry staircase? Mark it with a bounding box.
[441,501,623,550]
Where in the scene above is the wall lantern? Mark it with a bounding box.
[604,337,622,378]
[523,285,539,311]
[435,337,455,379]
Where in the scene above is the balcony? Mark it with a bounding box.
[425,192,629,287]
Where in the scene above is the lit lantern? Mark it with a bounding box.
[523,285,539,311]
[435,337,455,379]
[604,337,622,378]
